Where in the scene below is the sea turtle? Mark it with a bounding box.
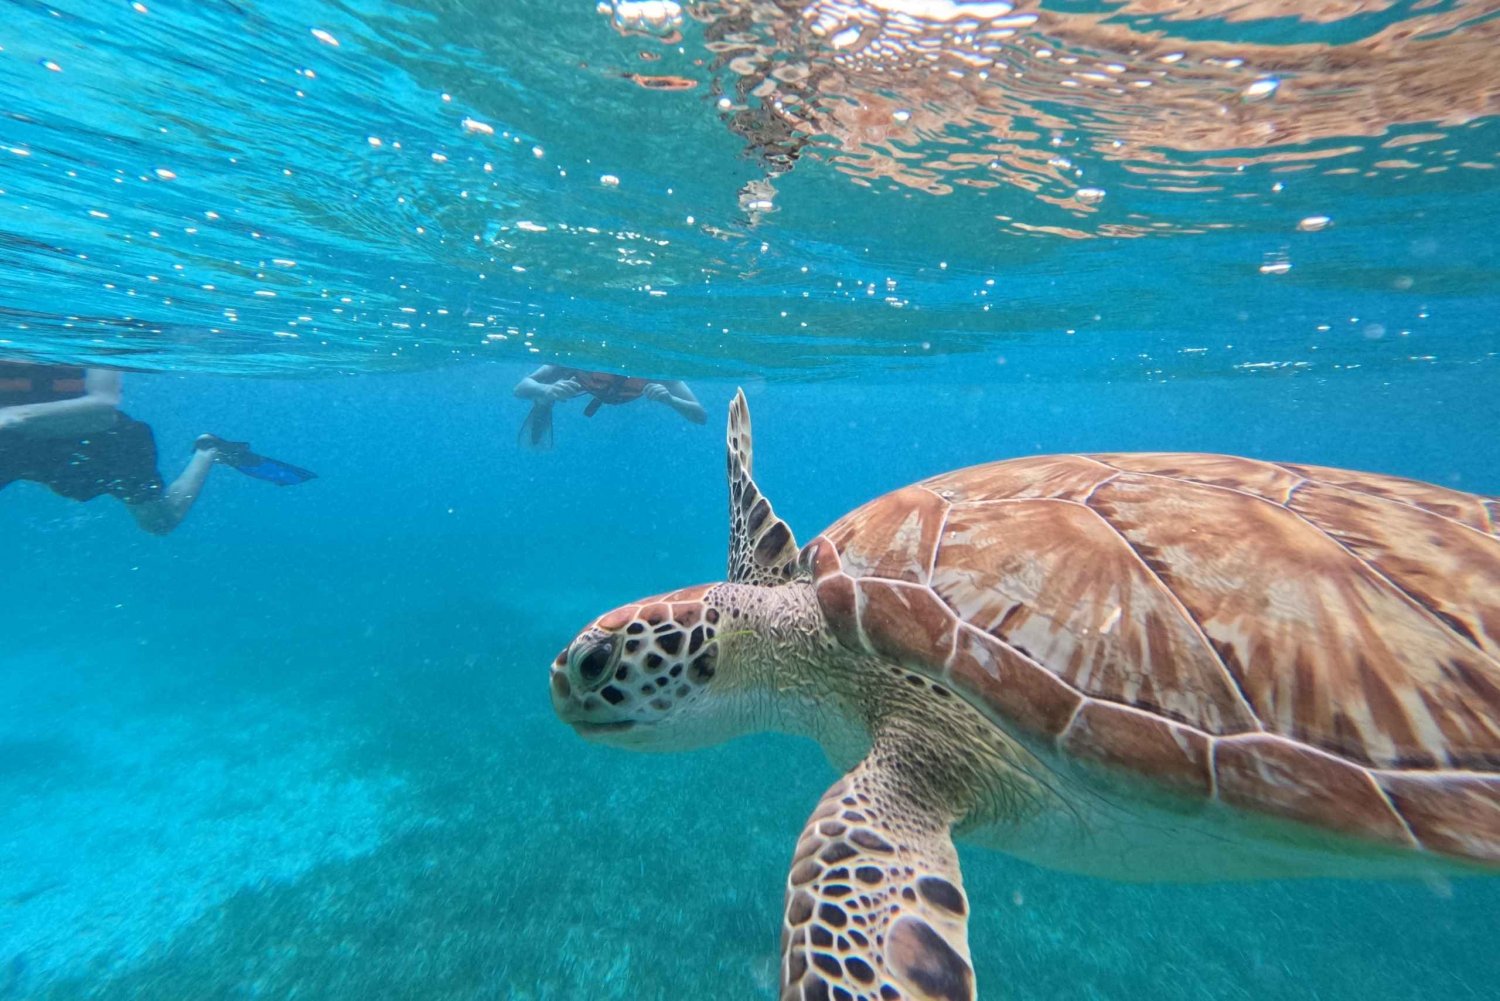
[550,390,1500,1001]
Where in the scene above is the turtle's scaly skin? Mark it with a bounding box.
[552,393,1500,1001]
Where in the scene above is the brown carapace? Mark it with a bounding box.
[809,450,1500,861]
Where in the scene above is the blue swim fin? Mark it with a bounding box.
[197,435,317,486]
[518,401,555,450]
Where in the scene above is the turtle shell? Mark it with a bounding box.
[801,452,1500,864]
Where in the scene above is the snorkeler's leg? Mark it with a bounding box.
[126,445,216,536]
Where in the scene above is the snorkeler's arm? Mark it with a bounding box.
[515,365,583,402]
[659,380,707,424]
[513,365,564,401]
[510,366,567,402]
[0,368,122,436]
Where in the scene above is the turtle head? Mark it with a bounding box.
[552,389,820,749]
[551,584,747,751]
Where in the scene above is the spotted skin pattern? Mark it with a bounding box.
[551,586,722,728]
[784,764,974,1001]
[727,389,803,587]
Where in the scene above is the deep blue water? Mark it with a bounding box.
[2,0,1499,998]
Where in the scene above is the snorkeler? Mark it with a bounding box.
[0,363,316,535]
[513,365,707,449]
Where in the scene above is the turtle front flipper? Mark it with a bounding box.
[782,761,975,1001]
[727,389,802,586]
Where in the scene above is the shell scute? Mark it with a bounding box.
[801,535,844,582]
[920,453,1113,504]
[857,580,957,669]
[1089,452,1302,503]
[1287,479,1500,662]
[1213,735,1415,848]
[1282,462,1498,535]
[1059,701,1213,799]
[1377,772,1500,860]
[945,626,1081,741]
[1087,472,1500,770]
[823,485,947,584]
[817,572,863,652]
[929,496,1254,735]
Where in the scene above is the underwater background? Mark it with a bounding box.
[2,0,1498,998]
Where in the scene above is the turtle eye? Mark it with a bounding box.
[574,639,615,689]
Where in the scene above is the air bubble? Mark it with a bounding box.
[609,1,684,32]
[832,27,861,48]
[1242,77,1280,102]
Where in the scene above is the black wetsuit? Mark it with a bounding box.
[0,363,164,504]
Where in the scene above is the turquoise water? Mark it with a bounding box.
[2,1,1498,998]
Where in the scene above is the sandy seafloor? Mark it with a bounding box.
[3,370,1498,1000]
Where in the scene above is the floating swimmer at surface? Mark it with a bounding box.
[1,362,315,536]
[513,365,706,449]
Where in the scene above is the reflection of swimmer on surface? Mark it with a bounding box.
[513,365,707,449]
[0,363,316,535]
[611,0,1500,229]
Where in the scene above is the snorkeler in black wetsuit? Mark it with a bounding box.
[0,363,315,535]
[512,365,707,449]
